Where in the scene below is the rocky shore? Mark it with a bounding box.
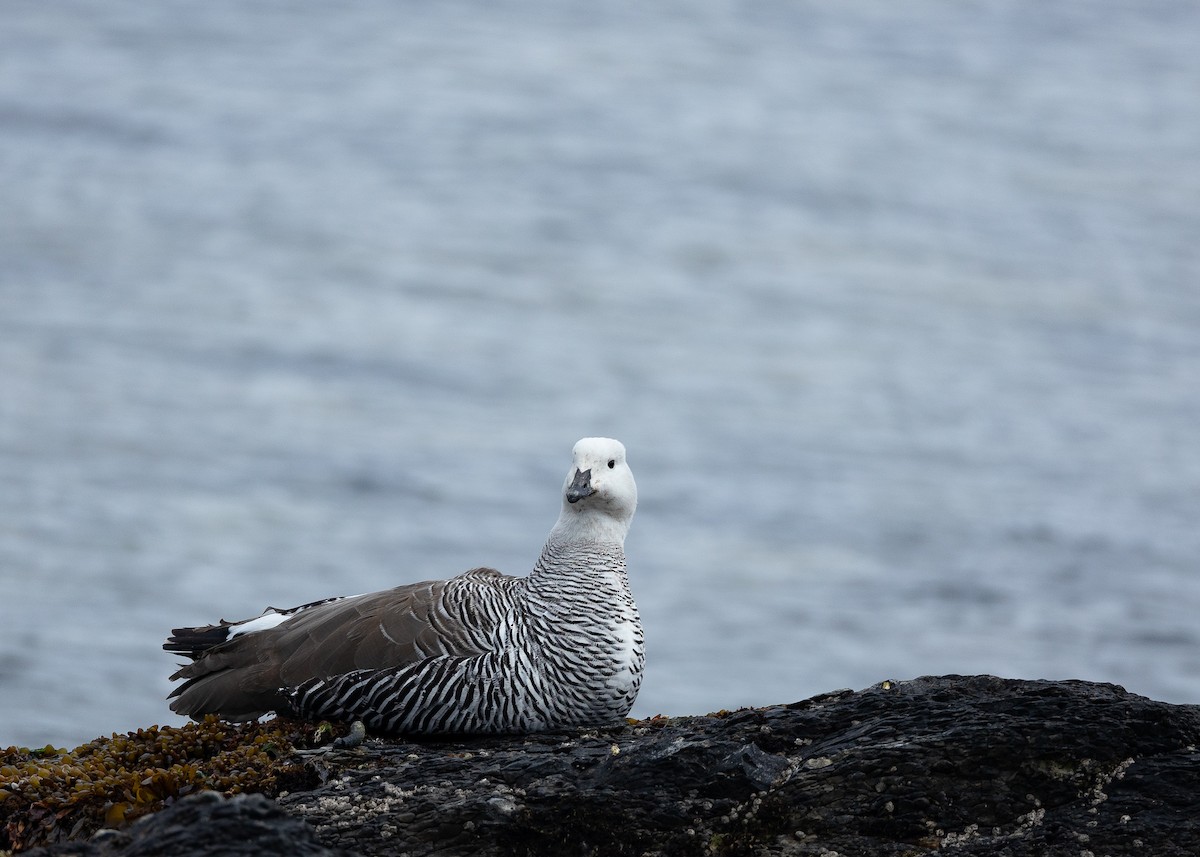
[9,675,1200,856]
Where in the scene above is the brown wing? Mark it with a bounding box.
[166,568,512,721]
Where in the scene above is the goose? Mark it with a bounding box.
[164,437,643,735]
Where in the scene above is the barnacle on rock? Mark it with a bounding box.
[0,716,328,852]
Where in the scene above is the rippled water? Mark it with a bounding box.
[2,0,1198,749]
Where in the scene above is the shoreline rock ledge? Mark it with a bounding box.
[22,675,1200,856]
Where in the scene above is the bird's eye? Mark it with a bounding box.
[607,459,616,469]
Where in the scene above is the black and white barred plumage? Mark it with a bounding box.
[164,438,644,735]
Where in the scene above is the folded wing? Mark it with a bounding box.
[165,567,514,721]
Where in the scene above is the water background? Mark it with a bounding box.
[2,0,1198,749]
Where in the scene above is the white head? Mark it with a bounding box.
[553,437,637,543]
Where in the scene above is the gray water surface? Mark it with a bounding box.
[2,0,1198,749]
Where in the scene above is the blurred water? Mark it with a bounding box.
[1,0,1198,749]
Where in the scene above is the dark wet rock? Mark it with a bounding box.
[21,675,1200,856]
[22,791,352,857]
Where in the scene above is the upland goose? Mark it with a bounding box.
[164,437,643,735]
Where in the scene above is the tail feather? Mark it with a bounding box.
[163,623,235,659]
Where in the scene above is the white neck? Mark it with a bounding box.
[547,505,630,548]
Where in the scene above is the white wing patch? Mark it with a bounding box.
[228,611,291,639]
[225,594,366,640]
